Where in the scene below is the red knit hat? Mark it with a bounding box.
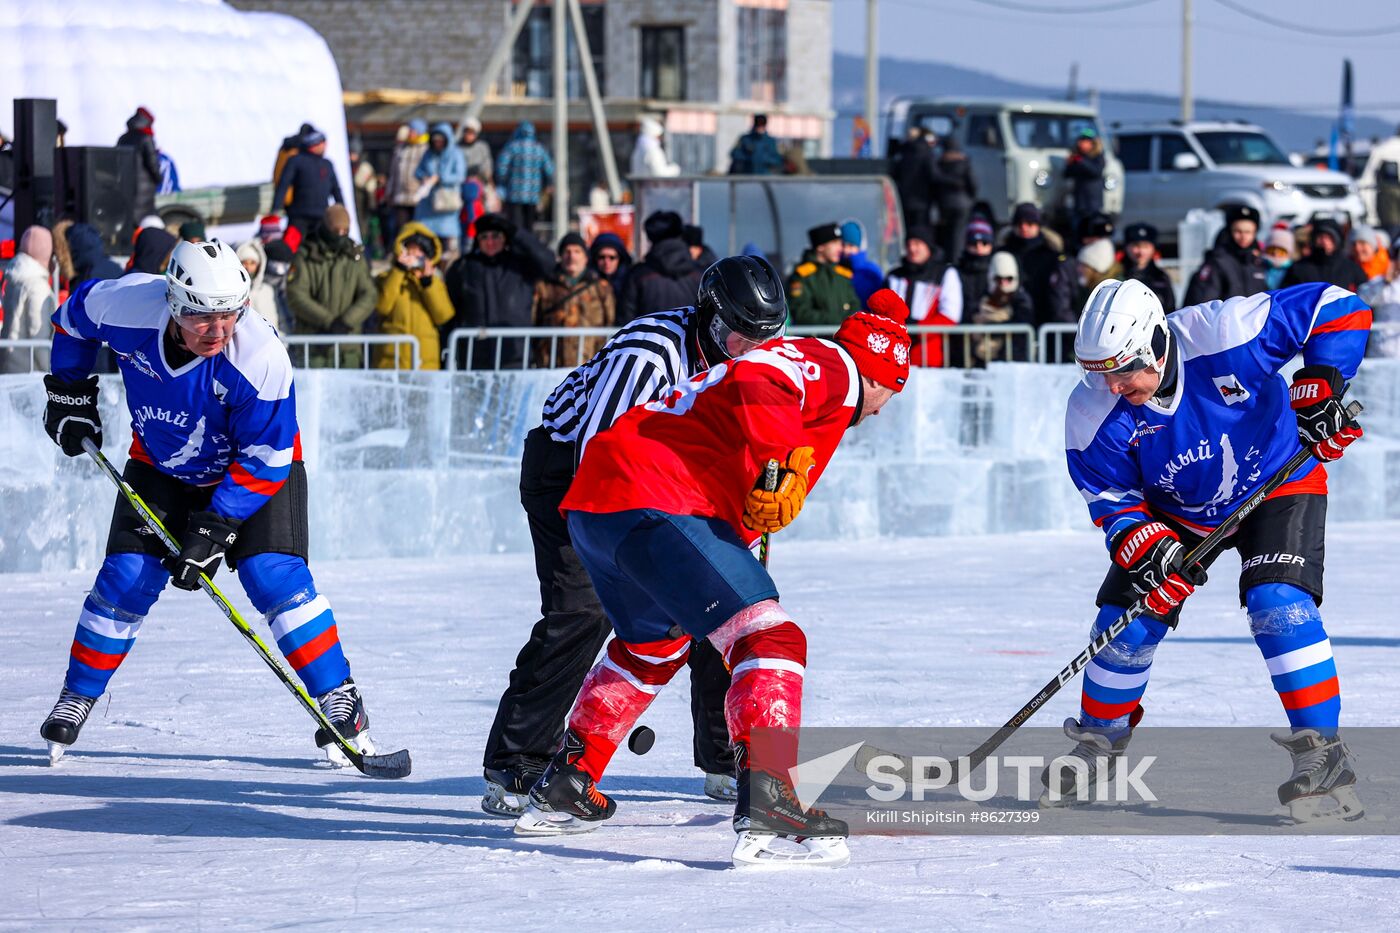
[834,289,911,391]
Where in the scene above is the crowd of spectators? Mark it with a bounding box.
[6,115,1400,376]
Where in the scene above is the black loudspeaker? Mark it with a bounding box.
[13,98,58,233]
[56,146,138,253]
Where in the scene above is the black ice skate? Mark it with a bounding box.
[514,731,615,836]
[1271,729,1364,823]
[732,748,850,868]
[1039,708,1142,808]
[704,771,738,801]
[481,762,547,819]
[40,686,98,765]
[313,678,374,767]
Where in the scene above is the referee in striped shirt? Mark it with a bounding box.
[481,255,790,817]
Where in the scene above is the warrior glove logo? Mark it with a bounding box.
[1212,374,1251,405]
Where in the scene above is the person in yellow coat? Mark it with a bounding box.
[375,223,455,369]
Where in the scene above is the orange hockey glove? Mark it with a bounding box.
[743,447,817,534]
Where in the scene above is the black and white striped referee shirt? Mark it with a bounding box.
[541,306,703,468]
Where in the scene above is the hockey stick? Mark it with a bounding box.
[757,458,780,569]
[82,439,412,779]
[862,399,1363,782]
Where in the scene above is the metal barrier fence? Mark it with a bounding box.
[1036,324,1081,365]
[0,335,422,374]
[447,324,1041,371]
[0,338,50,374]
[284,335,422,370]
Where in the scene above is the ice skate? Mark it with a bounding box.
[731,766,850,868]
[704,771,738,801]
[513,756,615,836]
[313,678,374,767]
[40,687,97,765]
[1271,729,1364,824]
[1039,715,1136,808]
[482,764,546,818]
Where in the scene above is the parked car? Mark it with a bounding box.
[1113,121,1365,247]
[885,97,1125,226]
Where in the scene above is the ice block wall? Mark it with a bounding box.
[3,363,1397,573]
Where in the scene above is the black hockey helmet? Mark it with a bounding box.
[696,255,787,359]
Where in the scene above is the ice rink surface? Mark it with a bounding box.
[3,524,1399,931]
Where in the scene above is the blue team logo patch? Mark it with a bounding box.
[114,349,162,382]
[1212,374,1250,405]
[1128,420,1166,447]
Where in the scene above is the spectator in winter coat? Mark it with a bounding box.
[0,225,56,372]
[460,117,494,185]
[1120,222,1175,313]
[618,211,703,324]
[1360,242,1400,357]
[1044,216,1120,361]
[414,122,468,259]
[273,128,345,246]
[384,120,429,246]
[64,223,123,287]
[631,116,680,178]
[969,251,1035,365]
[263,240,295,328]
[838,219,884,305]
[587,231,632,294]
[375,223,455,370]
[496,121,555,233]
[949,218,998,326]
[286,204,377,368]
[442,212,555,370]
[933,137,977,261]
[532,232,616,368]
[115,107,161,220]
[1351,225,1391,281]
[892,127,938,231]
[1183,204,1268,305]
[1283,218,1368,291]
[1063,128,1106,236]
[272,122,315,207]
[1001,202,1064,328]
[1263,226,1295,290]
[683,224,719,268]
[883,225,960,367]
[728,114,784,176]
[349,142,380,255]
[235,238,284,332]
[124,227,177,276]
[787,222,860,326]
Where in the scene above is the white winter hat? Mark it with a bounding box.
[1078,238,1116,275]
[640,115,664,138]
[987,251,1019,291]
[1350,224,1379,247]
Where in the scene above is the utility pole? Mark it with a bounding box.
[1181,0,1193,122]
[865,0,878,156]
[552,0,569,238]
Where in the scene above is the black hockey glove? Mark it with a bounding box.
[1289,365,1363,462]
[1110,520,1207,621]
[43,374,103,457]
[165,510,242,591]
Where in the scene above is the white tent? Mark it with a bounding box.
[1,0,355,236]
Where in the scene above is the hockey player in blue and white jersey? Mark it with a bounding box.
[39,240,375,766]
[1050,278,1370,822]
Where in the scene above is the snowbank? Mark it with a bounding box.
[0,0,353,218]
[4,362,1398,573]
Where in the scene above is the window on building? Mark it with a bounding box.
[640,26,686,100]
[736,6,787,103]
[512,5,606,99]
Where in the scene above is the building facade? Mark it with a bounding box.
[230,0,833,174]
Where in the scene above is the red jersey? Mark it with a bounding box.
[561,337,862,545]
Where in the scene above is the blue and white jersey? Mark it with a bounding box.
[51,275,300,522]
[1066,283,1371,545]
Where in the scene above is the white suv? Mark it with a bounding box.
[1112,121,1364,246]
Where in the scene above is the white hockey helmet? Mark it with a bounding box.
[166,240,252,320]
[1074,278,1168,375]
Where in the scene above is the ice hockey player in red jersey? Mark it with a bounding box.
[513,289,912,868]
